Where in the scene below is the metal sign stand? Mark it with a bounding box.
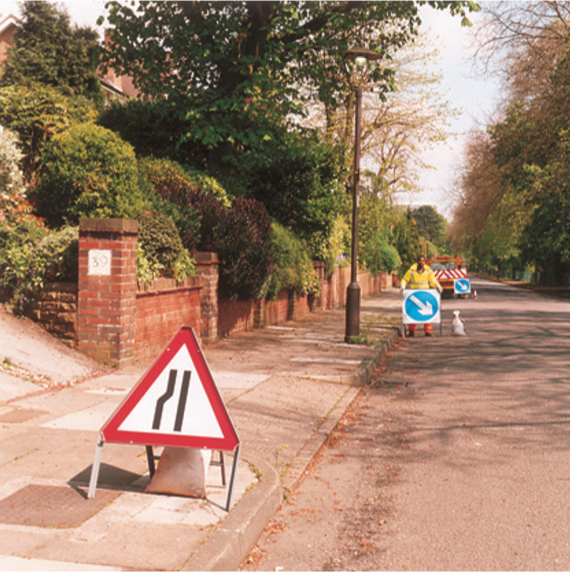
[87,327,241,512]
[88,437,104,499]
[88,440,241,512]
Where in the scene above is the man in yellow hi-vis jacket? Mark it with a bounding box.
[400,255,443,337]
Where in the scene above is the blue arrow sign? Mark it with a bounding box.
[402,290,440,324]
[454,278,471,294]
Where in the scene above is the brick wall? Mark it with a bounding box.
[262,290,289,326]
[289,292,312,321]
[218,296,255,339]
[28,282,77,346]
[325,264,351,308]
[30,267,395,355]
[32,218,395,363]
[135,277,202,362]
[215,264,388,339]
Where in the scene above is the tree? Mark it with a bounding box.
[0,1,104,107]
[450,2,569,284]
[410,205,449,252]
[471,1,569,100]
[244,130,347,257]
[0,84,97,186]
[303,32,459,198]
[393,210,423,276]
[98,1,476,177]
[98,98,207,168]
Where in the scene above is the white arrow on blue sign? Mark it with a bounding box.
[402,289,441,325]
[454,278,471,294]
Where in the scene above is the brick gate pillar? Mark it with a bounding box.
[194,252,219,345]
[77,218,138,366]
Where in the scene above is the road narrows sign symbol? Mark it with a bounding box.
[100,328,239,451]
[402,289,441,324]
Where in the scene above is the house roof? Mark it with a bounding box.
[0,13,139,101]
[98,73,125,96]
[0,15,20,35]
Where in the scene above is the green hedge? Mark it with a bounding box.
[262,223,320,300]
[33,123,148,227]
[0,222,77,314]
[362,236,401,274]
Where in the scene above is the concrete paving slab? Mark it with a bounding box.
[211,371,270,389]
[40,402,118,432]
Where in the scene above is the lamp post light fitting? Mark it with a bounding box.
[342,47,382,343]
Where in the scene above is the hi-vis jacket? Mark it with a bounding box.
[401,263,442,291]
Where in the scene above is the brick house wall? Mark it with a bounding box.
[0,15,17,73]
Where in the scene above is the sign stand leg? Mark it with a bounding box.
[88,439,104,499]
[210,450,226,486]
[146,445,158,477]
[225,445,241,512]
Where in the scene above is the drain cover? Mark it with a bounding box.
[0,484,120,528]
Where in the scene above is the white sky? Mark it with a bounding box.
[1,0,501,220]
[414,4,501,218]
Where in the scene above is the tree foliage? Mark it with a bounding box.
[0,84,97,186]
[97,1,477,286]
[393,210,423,277]
[263,223,320,300]
[409,205,449,253]
[147,164,273,299]
[244,130,347,256]
[450,2,569,285]
[0,1,104,107]
[98,98,207,168]
[304,32,459,198]
[216,198,274,299]
[98,1,476,176]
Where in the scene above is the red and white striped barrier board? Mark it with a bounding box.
[433,268,467,280]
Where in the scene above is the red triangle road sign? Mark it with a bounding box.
[100,328,239,451]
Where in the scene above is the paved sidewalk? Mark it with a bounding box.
[0,289,402,571]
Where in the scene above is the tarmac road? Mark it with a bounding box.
[242,276,570,571]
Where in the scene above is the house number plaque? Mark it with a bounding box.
[88,249,112,276]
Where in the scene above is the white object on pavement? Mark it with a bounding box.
[451,311,466,336]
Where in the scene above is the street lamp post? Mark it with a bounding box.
[342,48,382,343]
